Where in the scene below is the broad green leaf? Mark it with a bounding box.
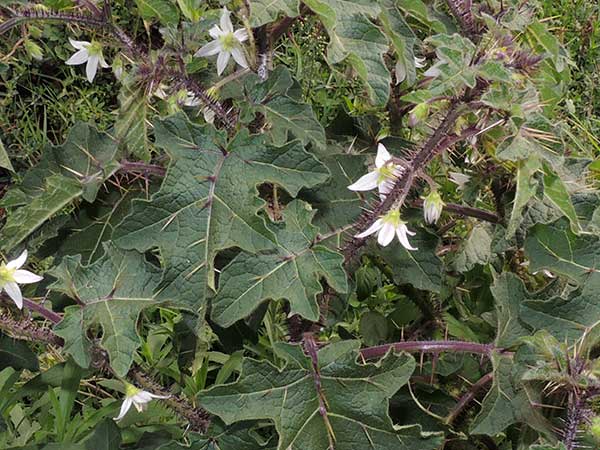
[116,75,151,161]
[506,157,540,238]
[302,0,391,105]
[491,273,532,348]
[542,163,580,233]
[376,227,442,293]
[0,333,38,371]
[50,244,162,376]
[0,123,119,252]
[379,0,417,85]
[249,0,299,27]
[0,175,82,252]
[300,153,365,236]
[524,218,599,283]
[212,200,347,327]
[83,419,121,450]
[135,0,179,25]
[471,352,550,436]
[245,68,326,152]
[155,421,274,450]
[453,224,493,272]
[114,114,329,313]
[521,273,600,343]
[201,340,443,450]
[55,188,147,265]
[0,138,14,172]
[359,311,388,345]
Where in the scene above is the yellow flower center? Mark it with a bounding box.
[125,382,141,397]
[376,163,397,183]
[87,41,103,57]
[0,264,15,284]
[219,33,237,51]
[382,209,402,227]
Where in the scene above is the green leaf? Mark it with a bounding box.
[50,244,162,376]
[471,352,550,436]
[542,163,580,233]
[249,0,299,27]
[114,114,329,313]
[116,75,151,161]
[376,227,443,293]
[300,153,365,235]
[491,273,532,348]
[453,224,493,272]
[521,273,600,343]
[212,200,347,327]
[379,0,417,85]
[0,175,82,252]
[506,156,540,238]
[83,419,121,450]
[156,421,274,450]
[302,0,391,105]
[524,218,599,283]
[0,333,38,371]
[201,340,443,450]
[135,0,179,25]
[247,68,326,152]
[359,311,388,345]
[0,138,14,172]
[0,123,119,252]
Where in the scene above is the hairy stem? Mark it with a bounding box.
[446,371,494,424]
[411,198,501,224]
[360,340,496,360]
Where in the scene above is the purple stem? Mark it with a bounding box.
[21,298,62,324]
[360,340,495,360]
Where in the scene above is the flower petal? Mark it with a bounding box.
[220,7,233,33]
[355,219,383,239]
[216,51,230,76]
[86,55,99,82]
[13,270,43,284]
[375,143,391,168]
[377,223,395,246]
[233,28,249,42]
[65,49,89,66]
[209,25,224,39]
[195,40,222,57]
[69,39,90,50]
[230,47,248,68]
[99,55,109,68]
[414,56,426,68]
[114,398,132,421]
[4,282,22,309]
[347,171,378,191]
[7,250,28,270]
[148,392,171,399]
[397,225,417,250]
[134,391,154,403]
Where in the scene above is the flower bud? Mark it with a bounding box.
[422,191,445,224]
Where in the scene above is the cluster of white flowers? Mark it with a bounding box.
[66,7,247,86]
[348,144,451,250]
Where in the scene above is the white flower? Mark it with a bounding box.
[195,8,249,75]
[422,191,445,224]
[347,144,404,199]
[414,56,426,68]
[448,171,471,190]
[0,250,43,309]
[356,209,417,250]
[114,383,170,421]
[65,39,109,83]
